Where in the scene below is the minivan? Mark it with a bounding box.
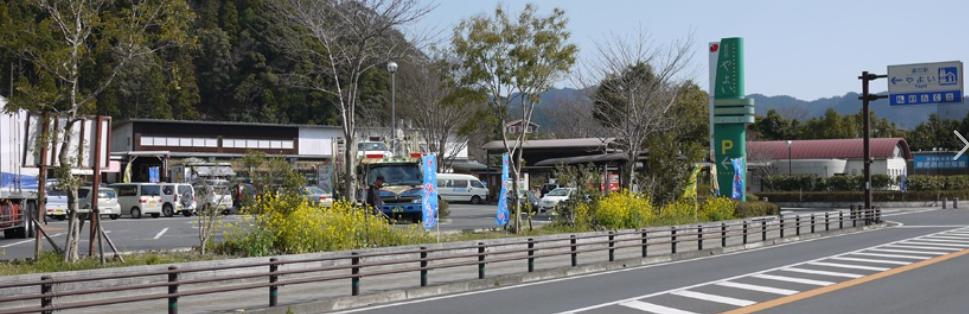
[436,173,489,204]
[109,183,164,218]
[161,183,197,217]
[78,187,121,220]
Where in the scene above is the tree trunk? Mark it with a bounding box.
[343,135,357,203]
[623,147,638,192]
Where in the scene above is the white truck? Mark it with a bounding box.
[0,95,38,238]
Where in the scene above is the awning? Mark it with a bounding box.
[534,153,628,166]
[450,159,489,171]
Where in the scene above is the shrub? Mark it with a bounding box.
[592,191,653,229]
[222,196,431,256]
[757,190,969,202]
[828,176,861,191]
[735,201,780,218]
[764,175,892,192]
[438,200,450,219]
[907,176,944,191]
[656,201,695,226]
[945,176,969,190]
[699,198,735,221]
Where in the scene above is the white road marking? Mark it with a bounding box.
[714,281,799,296]
[750,274,834,286]
[828,256,911,266]
[848,252,930,260]
[928,235,969,241]
[153,228,169,240]
[1,239,34,248]
[620,300,697,314]
[883,244,960,251]
[915,238,969,244]
[867,248,946,255]
[901,241,969,248]
[807,261,889,271]
[781,267,863,278]
[669,290,756,307]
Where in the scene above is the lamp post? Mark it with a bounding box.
[786,140,793,175]
[387,61,398,154]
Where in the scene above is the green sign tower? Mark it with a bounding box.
[712,37,754,201]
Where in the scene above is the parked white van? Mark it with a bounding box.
[436,173,488,204]
[109,183,164,218]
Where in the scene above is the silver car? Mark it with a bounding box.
[78,187,122,220]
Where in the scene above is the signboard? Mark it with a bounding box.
[495,153,510,227]
[913,153,968,170]
[711,37,753,201]
[888,61,963,105]
[421,154,438,230]
[23,114,110,172]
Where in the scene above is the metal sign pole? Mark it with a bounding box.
[88,116,104,257]
[858,72,887,210]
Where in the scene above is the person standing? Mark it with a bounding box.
[366,176,385,215]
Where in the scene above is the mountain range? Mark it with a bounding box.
[522,88,969,130]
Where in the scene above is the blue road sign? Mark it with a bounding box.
[888,61,963,106]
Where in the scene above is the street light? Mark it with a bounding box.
[387,61,398,154]
[786,140,793,175]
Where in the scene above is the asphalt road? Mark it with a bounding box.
[0,203,514,260]
[335,208,969,314]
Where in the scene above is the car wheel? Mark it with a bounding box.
[130,207,142,219]
[150,213,160,218]
[162,204,174,217]
[54,215,66,221]
[471,195,482,204]
[109,214,120,220]
[181,210,192,217]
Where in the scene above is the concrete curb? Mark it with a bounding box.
[237,224,884,314]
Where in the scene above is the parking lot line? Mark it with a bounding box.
[153,228,169,240]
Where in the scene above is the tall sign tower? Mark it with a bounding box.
[710,37,754,201]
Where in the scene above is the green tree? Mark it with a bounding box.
[641,82,708,204]
[452,4,578,232]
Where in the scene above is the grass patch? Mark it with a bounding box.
[0,252,229,276]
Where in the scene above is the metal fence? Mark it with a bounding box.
[0,208,882,314]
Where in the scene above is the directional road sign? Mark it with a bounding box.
[887,61,963,105]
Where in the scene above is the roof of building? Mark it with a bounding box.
[483,138,614,151]
[534,152,628,166]
[504,119,539,127]
[748,138,912,161]
[114,118,342,130]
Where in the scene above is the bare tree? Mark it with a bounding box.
[578,31,693,191]
[398,53,485,169]
[9,0,192,262]
[266,0,431,202]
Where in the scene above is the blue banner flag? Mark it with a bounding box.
[421,154,439,230]
[496,153,510,227]
[148,166,160,183]
[731,158,745,200]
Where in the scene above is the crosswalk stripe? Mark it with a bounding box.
[828,256,911,265]
[867,248,946,255]
[781,267,863,278]
[915,238,969,244]
[807,261,888,271]
[715,281,799,296]
[669,290,756,307]
[848,252,930,260]
[901,241,969,248]
[883,244,960,251]
[929,236,969,241]
[751,274,834,286]
[620,300,697,314]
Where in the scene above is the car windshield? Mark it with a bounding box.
[358,142,388,151]
[368,164,421,185]
[304,186,325,195]
[100,189,117,199]
[46,187,67,196]
[547,189,571,197]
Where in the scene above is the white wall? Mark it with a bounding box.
[298,127,341,156]
[769,159,847,177]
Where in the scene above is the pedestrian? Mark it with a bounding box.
[367,176,385,216]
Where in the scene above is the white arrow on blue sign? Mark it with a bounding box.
[887,61,963,106]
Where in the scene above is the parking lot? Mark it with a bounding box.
[0,203,548,260]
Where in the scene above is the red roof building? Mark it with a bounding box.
[748,138,912,161]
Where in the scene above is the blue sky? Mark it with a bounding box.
[409,0,968,101]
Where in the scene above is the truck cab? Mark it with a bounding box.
[359,154,424,222]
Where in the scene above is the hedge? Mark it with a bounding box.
[735,201,780,217]
[762,175,892,192]
[758,189,969,203]
[905,175,969,191]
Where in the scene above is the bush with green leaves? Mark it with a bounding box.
[763,174,893,192]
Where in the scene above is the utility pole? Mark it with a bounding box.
[387,61,398,155]
[35,112,50,259]
[858,71,887,210]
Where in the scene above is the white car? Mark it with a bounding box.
[45,184,69,220]
[539,188,575,213]
[437,173,489,204]
[78,187,122,220]
[357,142,393,159]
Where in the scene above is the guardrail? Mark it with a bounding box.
[0,208,882,314]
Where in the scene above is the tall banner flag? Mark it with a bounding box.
[421,154,438,230]
[731,158,745,200]
[496,153,510,227]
